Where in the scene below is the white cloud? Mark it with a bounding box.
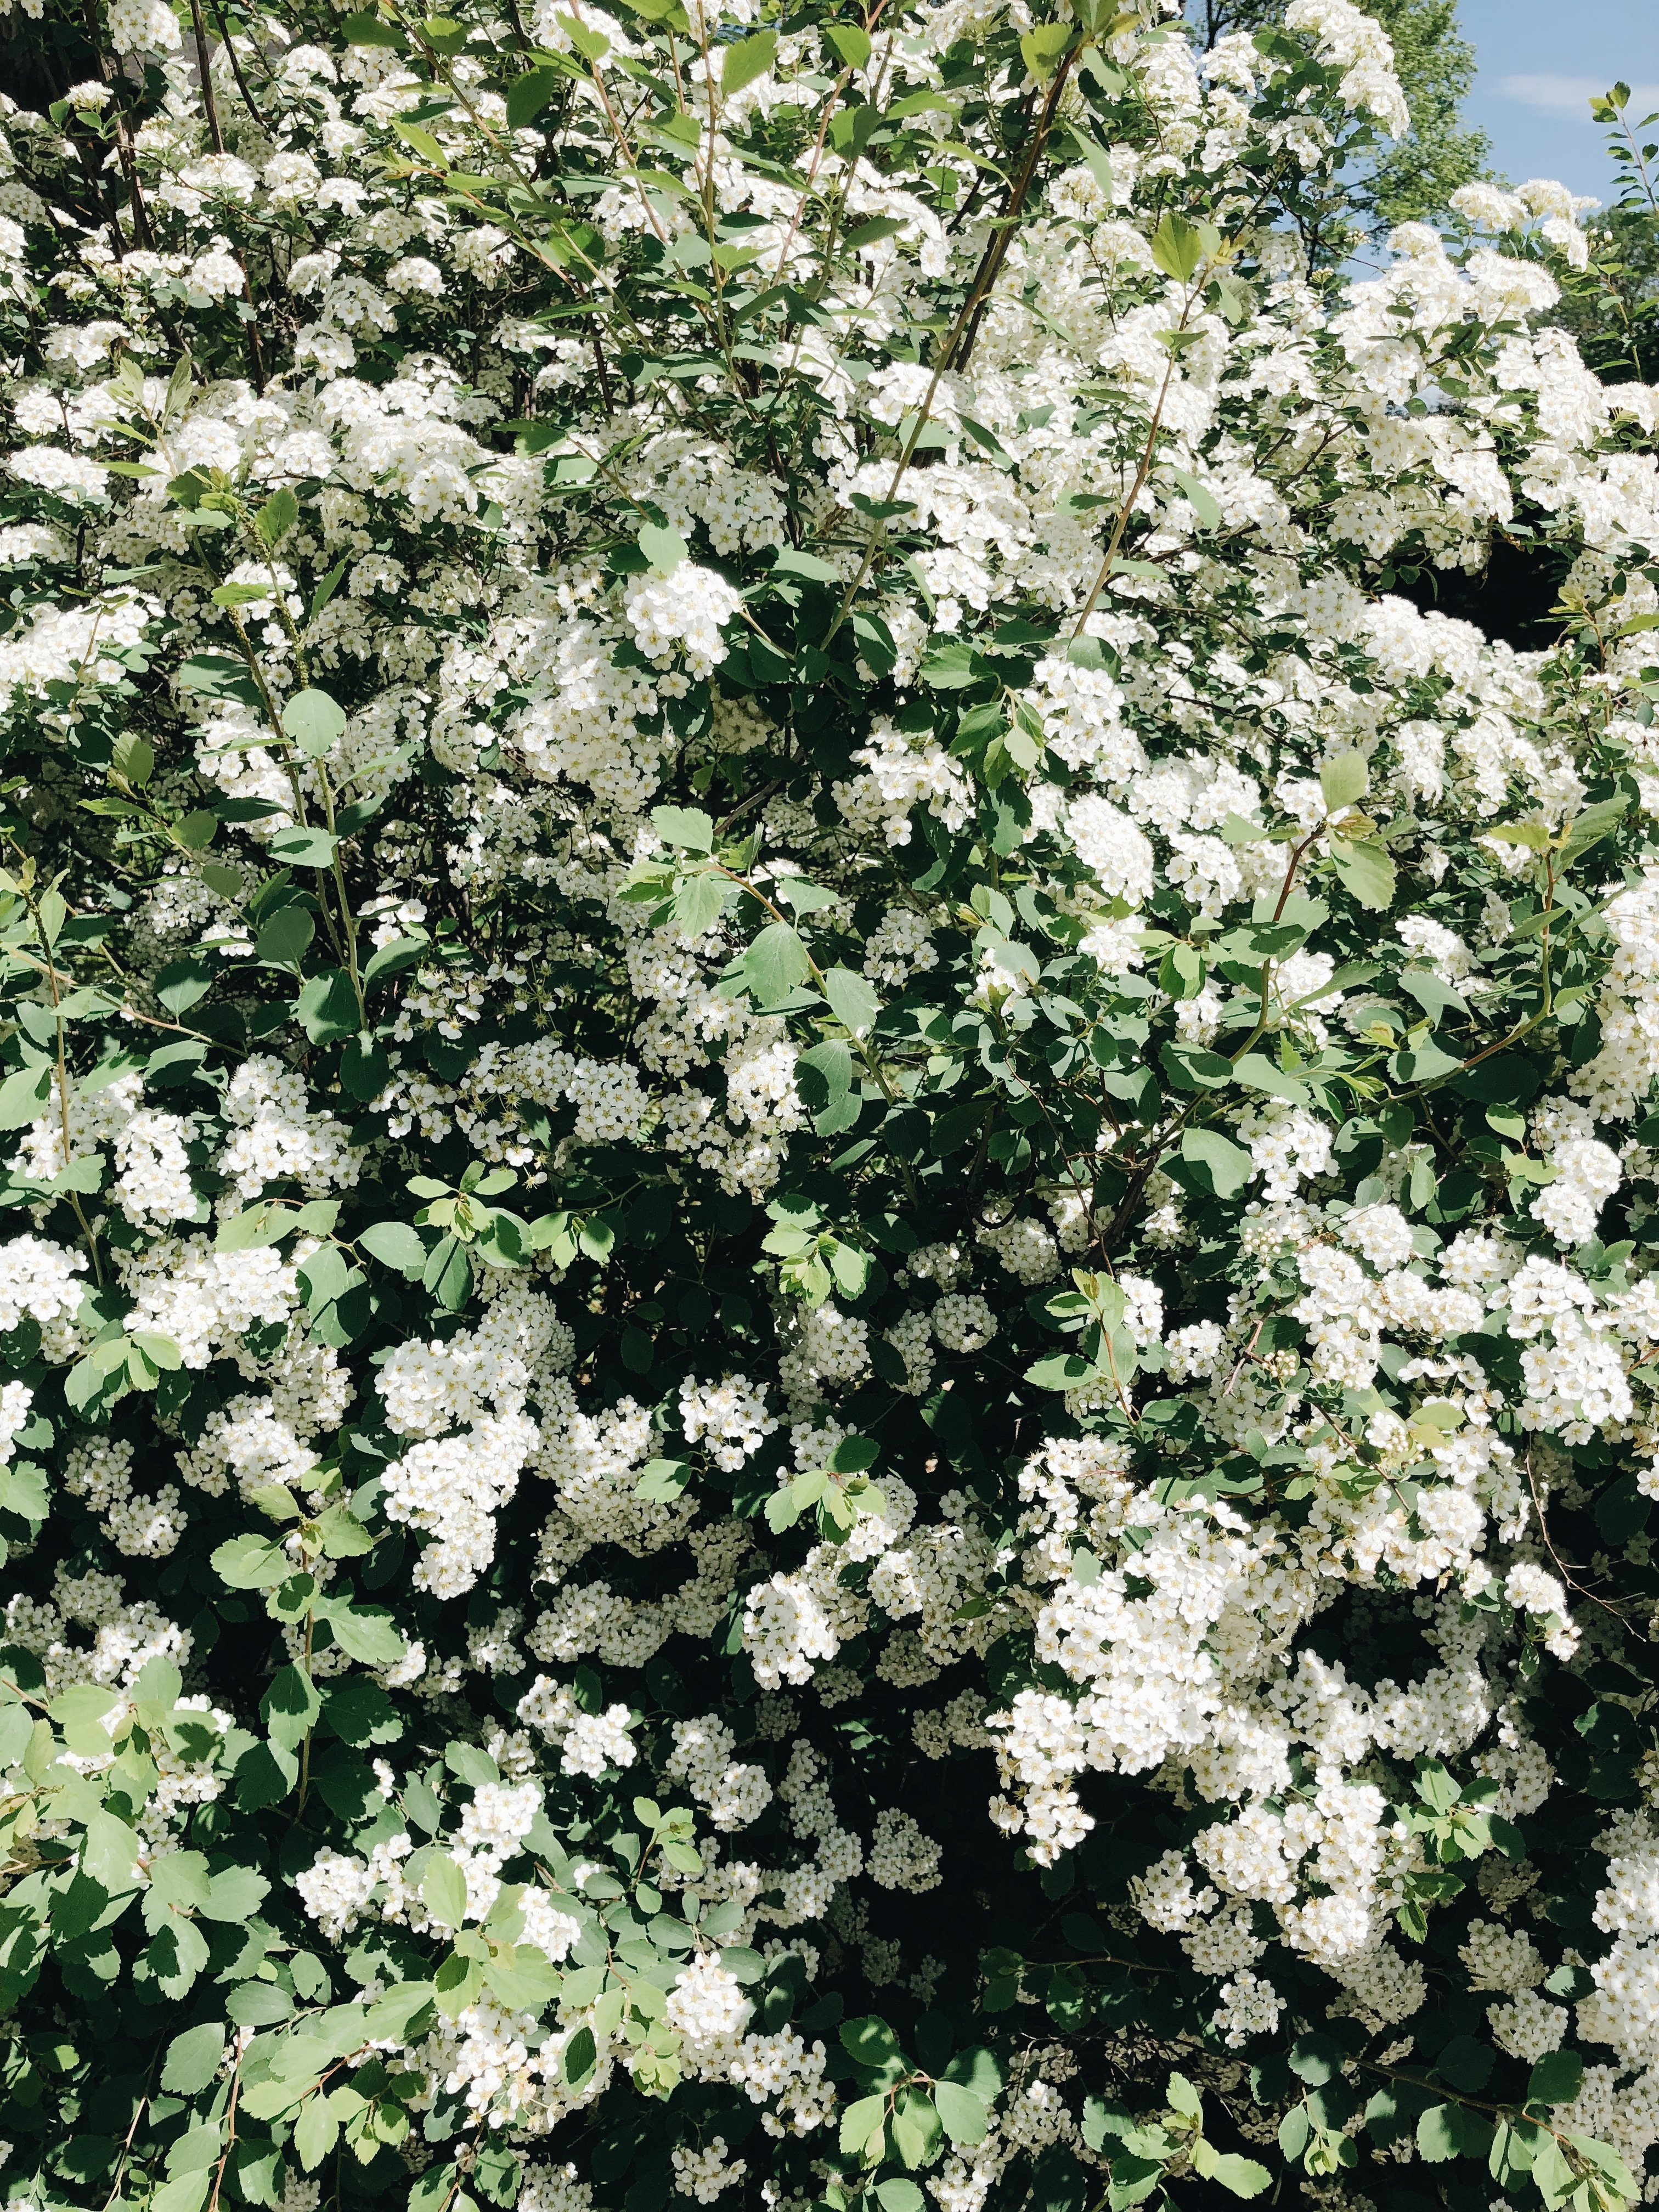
[1498,74,1659,117]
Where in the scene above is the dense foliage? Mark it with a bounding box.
[3,3,1659,2212]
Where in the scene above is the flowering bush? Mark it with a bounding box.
[3,0,1659,2209]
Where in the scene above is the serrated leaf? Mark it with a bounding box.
[722,26,776,92]
[933,2079,988,2145]
[422,1854,467,1930]
[638,521,689,574]
[1327,837,1396,911]
[1319,751,1368,812]
[651,805,714,853]
[507,60,565,127]
[744,921,810,1003]
[359,1220,429,1274]
[839,2091,888,2157]
[1149,210,1203,281]
[1193,2146,1271,2199]
[1528,2051,1584,2106]
[256,486,299,548]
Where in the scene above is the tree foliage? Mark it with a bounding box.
[1550,85,1659,388]
[1185,0,1489,232]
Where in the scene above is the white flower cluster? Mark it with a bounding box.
[13,0,1659,2196]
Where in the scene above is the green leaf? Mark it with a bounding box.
[202,1865,270,1921]
[255,906,315,966]
[1149,210,1203,281]
[798,1038,853,1108]
[424,1233,472,1310]
[82,1807,143,1892]
[507,60,565,127]
[161,2022,227,2095]
[486,1943,562,2011]
[1528,2051,1584,2106]
[933,2080,989,2145]
[1180,1127,1254,1198]
[393,117,446,165]
[842,2015,902,2068]
[1024,1352,1098,1390]
[211,1533,291,1588]
[342,7,405,41]
[114,732,155,787]
[1171,469,1221,530]
[721,26,777,92]
[363,935,428,990]
[1160,1040,1233,1090]
[323,1675,402,1748]
[1327,837,1396,911]
[1193,2145,1271,2198]
[1019,20,1073,78]
[839,2092,888,2157]
[298,1244,349,1315]
[877,2185,924,2212]
[771,546,840,582]
[1319,751,1368,812]
[151,2175,213,2212]
[0,1063,52,1129]
[422,1854,467,1931]
[1286,2034,1341,2085]
[359,1220,430,1274]
[823,21,870,67]
[216,1201,291,1251]
[325,1600,404,1667]
[297,967,360,1043]
[673,870,729,934]
[651,805,714,853]
[261,1664,322,1752]
[1416,2105,1463,2163]
[256,486,299,549]
[1417,2103,1491,2162]
[1232,1053,1309,1104]
[280,688,347,757]
[1435,2035,1495,2094]
[744,921,810,1003]
[267,827,339,870]
[638,521,689,574]
[146,1849,211,1920]
[635,1457,692,1502]
[157,953,214,1013]
[822,966,878,1037]
[295,2092,340,2171]
[941,2046,1004,2098]
[1558,794,1629,868]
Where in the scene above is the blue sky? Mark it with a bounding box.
[1458,0,1659,205]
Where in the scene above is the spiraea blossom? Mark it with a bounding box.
[3,0,1659,2209]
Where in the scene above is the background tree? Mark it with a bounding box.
[1186,0,1489,228]
[1552,86,1659,386]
